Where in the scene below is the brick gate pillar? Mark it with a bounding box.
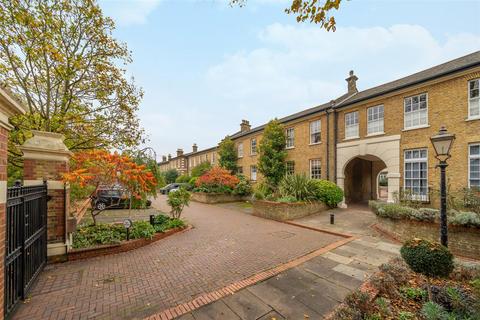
[0,87,26,319]
[20,131,72,259]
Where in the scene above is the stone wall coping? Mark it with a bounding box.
[253,199,325,206]
[376,215,480,231]
[20,130,72,161]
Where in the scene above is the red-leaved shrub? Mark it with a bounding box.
[195,167,240,189]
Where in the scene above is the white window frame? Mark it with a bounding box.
[468,79,480,120]
[251,138,257,155]
[403,148,429,201]
[367,105,384,135]
[310,159,321,179]
[309,120,321,144]
[345,111,359,139]
[250,165,257,181]
[469,143,480,188]
[286,128,295,149]
[211,153,215,165]
[238,143,243,158]
[286,161,295,175]
[404,93,428,130]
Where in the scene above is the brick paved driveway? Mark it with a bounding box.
[14,196,342,320]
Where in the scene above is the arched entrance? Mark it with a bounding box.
[343,155,387,204]
[336,135,401,205]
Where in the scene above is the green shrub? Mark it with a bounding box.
[279,174,317,201]
[377,203,418,220]
[188,177,198,188]
[175,175,191,183]
[413,208,439,222]
[401,238,454,300]
[401,286,427,301]
[167,187,191,218]
[70,183,96,204]
[253,181,273,200]
[153,214,170,225]
[232,174,252,196]
[449,211,480,227]
[72,223,126,249]
[421,301,449,320]
[163,169,179,184]
[313,179,343,207]
[130,221,155,239]
[397,311,415,320]
[190,162,212,178]
[368,200,383,214]
[277,196,298,203]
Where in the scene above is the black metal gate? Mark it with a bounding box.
[5,182,48,317]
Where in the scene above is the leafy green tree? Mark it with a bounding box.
[167,188,190,219]
[163,169,179,184]
[231,0,342,31]
[218,136,238,173]
[258,119,287,190]
[0,0,144,169]
[191,161,212,178]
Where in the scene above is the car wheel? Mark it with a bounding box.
[96,202,107,211]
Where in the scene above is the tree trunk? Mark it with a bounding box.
[426,277,433,301]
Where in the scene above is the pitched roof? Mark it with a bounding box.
[337,50,480,108]
[229,92,353,140]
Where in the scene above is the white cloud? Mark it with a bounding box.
[100,0,161,26]
[205,23,480,127]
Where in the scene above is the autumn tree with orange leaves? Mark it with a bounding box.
[64,150,157,225]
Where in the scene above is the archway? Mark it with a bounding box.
[343,155,387,204]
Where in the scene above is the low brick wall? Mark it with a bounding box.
[191,192,247,204]
[375,218,480,259]
[67,226,191,261]
[252,200,328,221]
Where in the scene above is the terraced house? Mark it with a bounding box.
[159,51,480,205]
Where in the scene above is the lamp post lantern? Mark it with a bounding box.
[430,126,455,247]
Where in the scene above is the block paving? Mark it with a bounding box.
[13,196,343,320]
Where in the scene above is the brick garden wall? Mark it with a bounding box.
[252,200,328,221]
[376,217,480,259]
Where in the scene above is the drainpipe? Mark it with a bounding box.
[325,103,334,181]
[334,108,338,183]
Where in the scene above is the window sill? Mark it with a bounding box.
[343,136,360,141]
[286,147,295,150]
[366,132,385,137]
[402,124,430,132]
[309,142,322,146]
[238,156,243,159]
[250,154,257,157]
[466,116,480,122]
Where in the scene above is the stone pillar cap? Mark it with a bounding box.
[20,130,72,162]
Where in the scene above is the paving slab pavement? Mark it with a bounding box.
[177,204,401,319]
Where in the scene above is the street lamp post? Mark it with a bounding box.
[430,126,455,247]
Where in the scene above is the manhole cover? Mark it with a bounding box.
[270,231,296,239]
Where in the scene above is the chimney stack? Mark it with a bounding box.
[176,148,184,157]
[240,119,251,132]
[192,143,198,153]
[168,154,172,161]
[162,155,167,162]
[345,70,358,95]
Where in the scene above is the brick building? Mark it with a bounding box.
[159,51,480,205]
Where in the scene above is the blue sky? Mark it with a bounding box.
[99,0,480,159]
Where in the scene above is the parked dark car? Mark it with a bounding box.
[159,183,191,195]
[91,188,152,210]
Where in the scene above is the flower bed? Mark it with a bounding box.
[191,192,247,204]
[252,200,327,221]
[68,226,190,261]
[369,201,480,259]
[69,213,186,259]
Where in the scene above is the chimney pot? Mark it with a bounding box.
[168,154,172,160]
[240,119,251,132]
[162,155,167,162]
[345,70,358,95]
[176,148,184,157]
[192,143,198,153]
